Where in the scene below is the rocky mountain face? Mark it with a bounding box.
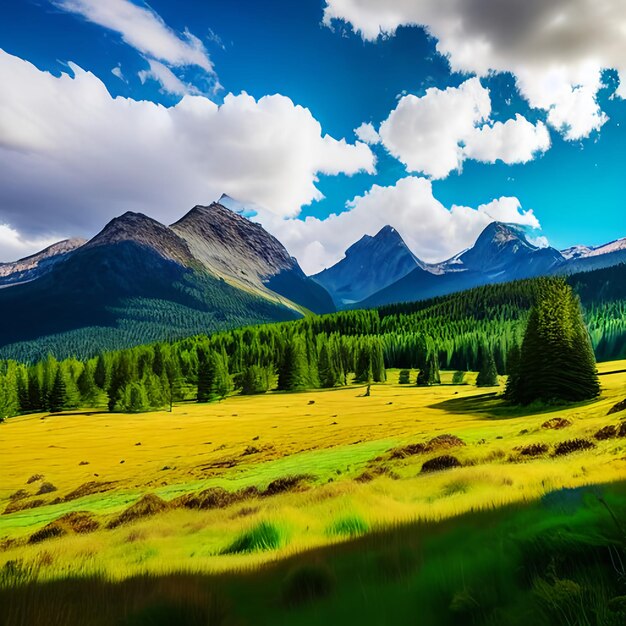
[0,238,86,287]
[0,198,334,358]
[313,226,423,306]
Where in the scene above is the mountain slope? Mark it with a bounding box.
[0,206,332,360]
[359,222,565,307]
[0,238,86,287]
[171,201,334,314]
[312,226,423,305]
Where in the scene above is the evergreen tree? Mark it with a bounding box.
[77,363,98,405]
[94,354,108,389]
[354,340,373,383]
[476,351,498,387]
[416,351,440,386]
[197,347,218,402]
[398,369,411,384]
[507,279,600,404]
[504,344,521,400]
[318,341,342,388]
[277,336,310,391]
[371,338,387,382]
[48,368,69,413]
[241,364,271,395]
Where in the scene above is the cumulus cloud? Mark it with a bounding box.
[260,176,542,274]
[138,58,193,95]
[0,49,375,253]
[376,78,550,178]
[464,115,551,165]
[354,122,380,144]
[323,0,624,139]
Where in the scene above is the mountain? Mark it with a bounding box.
[171,201,333,313]
[560,237,626,274]
[358,222,566,308]
[0,200,333,361]
[312,226,423,305]
[0,238,86,288]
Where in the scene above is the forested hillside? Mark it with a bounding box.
[1,265,624,420]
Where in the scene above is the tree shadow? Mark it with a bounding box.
[428,391,596,420]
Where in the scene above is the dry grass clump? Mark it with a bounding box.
[608,398,626,415]
[3,498,45,515]
[26,474,44,484]
[518,443,549,457]
[64,481,116,502]
[618,422,626,437]
[389,443,427,459]
[542,417,572,430]
[8,489,29,502]
[421,455,462,473]
[35,482,57,495]
[262,475,315,497]
[427,434,466,450]
[594,425,618,440]
[553,438,596,457]
[172,487,237,511]
[354,465,399,483]
[107,494,170,529]
[28,511,100,544]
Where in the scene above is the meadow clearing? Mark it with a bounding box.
[2,361,626,586]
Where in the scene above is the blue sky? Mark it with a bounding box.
[0,0,625,271]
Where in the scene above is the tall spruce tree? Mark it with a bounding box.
[48,368,69,413]
[417,351,440,386]
[277,336,310,391]
[506,279,600,404]
[476,350,498,387]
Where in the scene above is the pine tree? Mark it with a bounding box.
[355,340,373,383]
[504,344,521,400]
[371,338,386,382]
[241,365,271,395]
[48,368,68,413]
[507,279,600,404]
[417,351,440,386]
[197,347,218,402]
[277,336,310,391]
[94,354,108,389]
[476,350,498,387]
[318,341,341,388]
[77,363,98,405]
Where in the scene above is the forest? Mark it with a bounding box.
[0,265,624,420]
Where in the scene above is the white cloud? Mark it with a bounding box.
[260,176,541,274]
[378,78,491,178]
[323,0,624,139]
[0,225,60,263]
[0,49,375,249]
[138,59,193,95]
[53,0,214,71]
[354,121,380,144]
[376,78,549,178]
[111,64,126,82]
[464,115,551,164]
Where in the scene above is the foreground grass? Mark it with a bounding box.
[0,362,625,582]
[2,481,626,626]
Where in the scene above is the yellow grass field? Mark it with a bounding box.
[1,363,626,580]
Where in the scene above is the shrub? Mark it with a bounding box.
[541,417,572,430]
[29,512,99,544]
[398,370,411,384]
[327,515,369,538]
[26,474,44,484]
[519,443,549,457]
[608,399,626,415]
[281,563,335,606]
[222,521,284,554]
[594,425,617,440]
[107,494,169,529]
[553,438,596,456]
[172,487,236,510]
[389,443,427,459]
[421,455,462,473]
[36,482,57,495]
[262,475,314,496]
[427,434,466,450]
[452,371,466,384]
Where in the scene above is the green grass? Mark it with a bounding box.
[222,521,286,554]
[327,515,369,538]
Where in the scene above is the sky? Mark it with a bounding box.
[0,0,625,273]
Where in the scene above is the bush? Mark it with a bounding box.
[262,475,314,496]
[519,443,549,457]
[222,521,284,554]
[398,370,411,384]
[541,417,572,430]
[36,482,57,495]
[553,438,596,456]
[452,371,466,384]
[594,425,618,440]
[421,455,462,473]
[172,487,236,510]
[282,563,335,606]
[29,512,99,544]
[389,443,427,459]
[327,515,369,538]
[107,494,169,529]
[427,434,465,450]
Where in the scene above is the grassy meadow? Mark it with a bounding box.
[2,361,626,590]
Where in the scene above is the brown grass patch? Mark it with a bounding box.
[389,443,427,459]
[64,481,116,502]
[26,474,44,484]
[262,475,315,496]
[3,498,45,515]
[421,455,462,473]
[8,489,29,502]
[594,425,618,441]
[355,465,399,483]
[28,512,100,544]
[171,487,237,511]
[426,434,466,450]
[542,417,572,430]
[608,398,626,415]
[553,438,596,457]
[36,482,57,495]
[107,494,170,529]
[518,443,549,457]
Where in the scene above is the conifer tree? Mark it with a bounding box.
[318,341,342,388]
[416,351,440,386]
[354,340,373,384]
[197,347,218,402]
[507,279,600,404]
[94,354,108,389]
[476,350,498,387]
[277,336,310,391]
[48,368,69,413]
[241,364,271,395]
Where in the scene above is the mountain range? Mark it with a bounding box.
[1,195,625,360]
